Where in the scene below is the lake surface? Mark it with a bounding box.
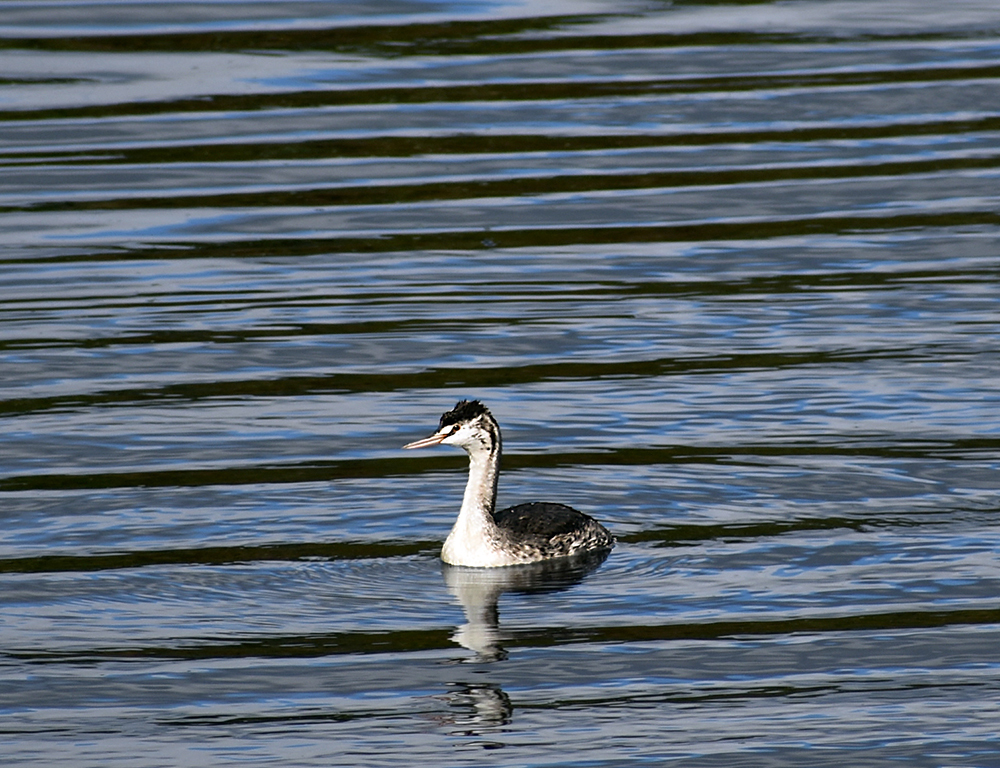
[2,1,1000,765]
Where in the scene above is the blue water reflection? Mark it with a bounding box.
[3,0,1000,766]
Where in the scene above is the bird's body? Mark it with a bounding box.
[404,400,614,567]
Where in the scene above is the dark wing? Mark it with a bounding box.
[493,501,611,544]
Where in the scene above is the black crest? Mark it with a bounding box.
[439,399,491,429]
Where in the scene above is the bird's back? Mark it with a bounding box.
[492,501,614,560]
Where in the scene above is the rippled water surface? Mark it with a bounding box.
[3,1,1000,765]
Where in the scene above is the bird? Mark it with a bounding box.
[404,399,614,567]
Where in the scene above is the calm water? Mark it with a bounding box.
[3,1,1000,765]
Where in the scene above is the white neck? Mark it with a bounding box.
[441,444,503,566]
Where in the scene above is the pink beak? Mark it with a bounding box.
[403,430,448,450]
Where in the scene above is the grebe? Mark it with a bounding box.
[404,400,614,568]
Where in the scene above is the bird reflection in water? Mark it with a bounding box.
[442,681,513,732]
[434,550,609,735]
[442,548,610,661]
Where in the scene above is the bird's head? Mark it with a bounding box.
[403,399,500,455]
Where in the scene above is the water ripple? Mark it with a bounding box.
[3,1,1000,766]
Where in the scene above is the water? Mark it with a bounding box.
[3,1,1000,765]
